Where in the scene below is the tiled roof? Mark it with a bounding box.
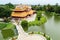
[11,10,34,18]
[11,5,35,18]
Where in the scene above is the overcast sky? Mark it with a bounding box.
[0,0,60,5]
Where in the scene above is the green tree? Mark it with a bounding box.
[36,11,42,20]
[0,7,12,18]
[21,20,28,31]
[5,3,15,9]
[54,3,60,14]
[45,4,54,12]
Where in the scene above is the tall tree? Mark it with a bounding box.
[0,7,12,18]
[5,3,15,9]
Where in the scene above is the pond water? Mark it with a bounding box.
[0,14,60,40]
[28,15,60,40]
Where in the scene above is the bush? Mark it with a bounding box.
[4,17,11,23]
[21,20,28,31]
[1,29,15,39]
[28,16,47,27]
[40,16,47,24]
[36,11,42,20]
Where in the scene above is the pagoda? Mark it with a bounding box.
[11,5,36,18]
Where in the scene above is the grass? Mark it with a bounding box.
[0,22,15,30]
[29,32,51,40]
[4,22,15,29]
[0,22,7,30]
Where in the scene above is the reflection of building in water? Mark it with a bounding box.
[11,5,36,20]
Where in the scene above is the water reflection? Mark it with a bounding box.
[44,15,60,40]
[28,14,60,40]
[44,12,53,19]
[28,25,46,33]
[54,15,60,23]
[39,24,46,33]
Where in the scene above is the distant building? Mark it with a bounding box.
[11,5,36,18]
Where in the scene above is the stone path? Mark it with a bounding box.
[11,14,46,40]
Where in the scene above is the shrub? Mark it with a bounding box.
[4,17,11,23]
[1,29,15,39]
[28,16,47,27]
[36,11,42,20]
[21,20,28,31]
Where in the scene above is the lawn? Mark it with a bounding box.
[4,22,15,29]
[0,22,15,30]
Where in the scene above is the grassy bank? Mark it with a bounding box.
[28,16,47,26]
[0,22,15,30]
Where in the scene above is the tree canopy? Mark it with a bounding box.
[0,7,12,18]
[0,3,15,18]
[32,3,60,14]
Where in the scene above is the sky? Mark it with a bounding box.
[0,0,60,5]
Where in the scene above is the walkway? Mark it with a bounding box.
[11,14,46,40]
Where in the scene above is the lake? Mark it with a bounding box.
[0,14,60,40]
[28,15,60,40]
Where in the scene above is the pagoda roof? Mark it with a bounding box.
[11,10,35,18]
[11,5,36,18]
